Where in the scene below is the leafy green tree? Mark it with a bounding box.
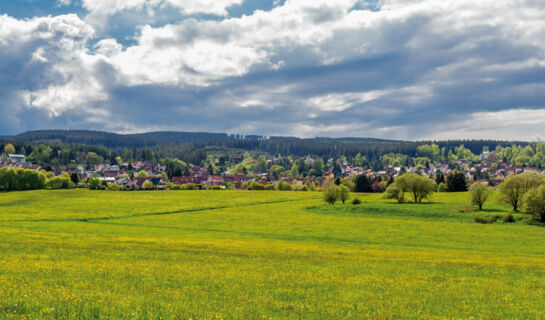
[384,173,435,203]
[142,180,154,190]
[3,143,15,154]
[107,183,120,191]
[323,183,340,205]
[437,182,446,192]
[523,185,545,222]
[384,184,405,203]
[311,158,324,176]
[136,170,149,178]
[498,172,545,212]
[256,156,268,173]
[339,185,350,204]
[87,178,101,190]
[446,170,467,192]
[86,152,102,165]
[404,174,436,203]
[469,184,491,210]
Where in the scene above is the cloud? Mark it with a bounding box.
[0,14,113,133]
[1,0,545,140]
[80,0,243,29]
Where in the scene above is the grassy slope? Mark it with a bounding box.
[1,190,545,319]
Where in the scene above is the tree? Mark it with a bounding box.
[384,184,405,203]
[323,183,340,205]
[256,156,268,173]
[70,173,79,185]
[86,152,102,165]
[136,170,149,178]
[498,172,545,211]
[3,143,15,154]
[371,181,383,193]
[354,174,372,192]
[339,185,350,204]
[446,170,467,192]
[384,173,435,203]
[437,182,446,192]
[142,180,154,190]
[469,184,491,210]
[404,174,436,203]
[523,185,545,222]
[87,178,101,190]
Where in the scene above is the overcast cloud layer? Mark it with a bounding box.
[1,0,545,140]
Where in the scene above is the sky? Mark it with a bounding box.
[1,0,545,140]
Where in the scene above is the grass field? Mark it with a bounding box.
[1,190,545,319]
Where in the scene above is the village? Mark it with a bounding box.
[0,149,540,191]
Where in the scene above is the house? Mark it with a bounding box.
[128,176,167,189]
[207,175,224,187]
[8,154,25,164]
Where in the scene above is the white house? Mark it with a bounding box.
[8,154,25,164]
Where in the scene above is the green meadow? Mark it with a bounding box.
[1,190,545,319]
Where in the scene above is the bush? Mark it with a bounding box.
[165,182,174,190]
[248,181,265,190]
[503,213,515,223]
[222,182,234,190]
[182,183,197,190]
[265,184,275,190]
[474,216,498,224]
[437,182,446,192]
[107,183,120,191]
[45,176,74,189]
[351,198,361,205]
[276,181,292,191]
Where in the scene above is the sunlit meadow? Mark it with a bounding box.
[1,190,545,319]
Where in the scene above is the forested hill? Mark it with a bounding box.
[4,129,531,160]
[10,130,234,148]
[8,130,397,149]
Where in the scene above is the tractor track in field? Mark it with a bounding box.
[0,198,317,223]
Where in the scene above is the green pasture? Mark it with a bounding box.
[1,190,545,319]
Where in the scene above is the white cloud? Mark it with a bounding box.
[0,14,110,121]
[81,0,242,28]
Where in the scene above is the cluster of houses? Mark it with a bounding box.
[1,151,544,190]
